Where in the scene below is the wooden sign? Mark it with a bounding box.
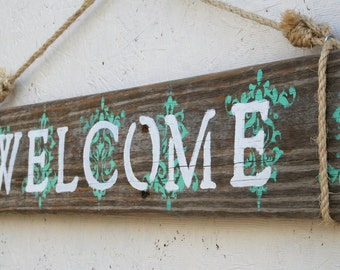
[0,50,339,220]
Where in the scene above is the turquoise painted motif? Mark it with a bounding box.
[80,97,125,202]
[143,91,199,211]
[225,69,296,210]
[21,107,58,208]
[328,92,340,183]
[0,125,10,135]
[0,125,11,166]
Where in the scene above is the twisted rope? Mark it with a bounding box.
[201,0,340,224]
[318,38,340,225]
[201,0,280,30]
[0,0,95,102]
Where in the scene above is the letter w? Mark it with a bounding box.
[0,132,22,194]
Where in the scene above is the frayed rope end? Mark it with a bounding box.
[0,68,14,103]
[280,9,332,48]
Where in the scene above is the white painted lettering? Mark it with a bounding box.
[56,127,79,193]
[230,100,271,187]
[165,109,216,191]
[26,129,49,193]
[124,116,160,190]
[83,121,118,191]
[0,132,22,194]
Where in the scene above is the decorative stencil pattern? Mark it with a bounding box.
[80,97,125,202]
[0,125,11,174]
[143,91,199,211]
[328,92,340,183]
[225,69,296,209]
[21,107,58,208]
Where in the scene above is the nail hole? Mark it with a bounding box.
[141,124,148,133]
[141,190,150,199]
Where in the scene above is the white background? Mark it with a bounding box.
[0,0,340,269]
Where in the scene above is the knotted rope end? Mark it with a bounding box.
[0,68,14,103]
[280,9,331,48]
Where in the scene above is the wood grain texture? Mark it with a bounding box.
[0,50,339,220]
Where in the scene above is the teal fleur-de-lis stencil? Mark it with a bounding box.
[21,107,58,208]
[80,97,125,203]
[0,125,10,135]
[328,92,340,183]
[143,90,199,211]
[0,125,11,166]
[225,69,296,210]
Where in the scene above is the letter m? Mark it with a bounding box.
[164,109,216,192]
[0,132,22,194]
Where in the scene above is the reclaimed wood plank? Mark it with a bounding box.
[0,50,339,220]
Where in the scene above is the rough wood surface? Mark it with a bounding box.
[0,50,339,220]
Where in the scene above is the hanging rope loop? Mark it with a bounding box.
[0,0,95,103]
[0,68,14,103]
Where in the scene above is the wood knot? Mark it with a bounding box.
[280,10,332,48]
[0,68,13,103]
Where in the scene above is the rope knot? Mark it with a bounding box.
[280,10,332,48]
[0,68,13,103]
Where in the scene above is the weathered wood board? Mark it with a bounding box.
[0,50,339,219]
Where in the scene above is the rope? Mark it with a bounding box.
[318,38,340,225]
[201,0,280,30]
[0,0,95,102]
[201,1,340,224]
